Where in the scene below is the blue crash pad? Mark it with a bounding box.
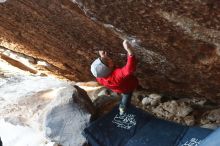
[199,128,220,146]
[83,105,213,146]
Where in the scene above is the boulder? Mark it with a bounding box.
[0,0,220,102]
[153,100,193,118]
[44,85,95,146]
[142,93,161,106]
[201,108,220,127]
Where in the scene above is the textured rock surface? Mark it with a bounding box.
[153,100,193,118]
[0,0,122,81]
[142,93,161,106]
[44,85,95,146]
[201,109,220,125]
[132,91,220,127]
[0,0,220,101]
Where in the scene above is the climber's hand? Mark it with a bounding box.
[123,40,133,55]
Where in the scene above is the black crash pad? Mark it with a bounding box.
[83,105,213,146]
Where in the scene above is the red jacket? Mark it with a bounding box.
[96,55,138,93]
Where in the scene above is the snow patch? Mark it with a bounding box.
[0,75,71,103]
[0,119,54,146]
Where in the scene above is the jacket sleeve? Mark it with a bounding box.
[118,55,136,77]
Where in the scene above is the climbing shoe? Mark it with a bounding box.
[119,104,126,115]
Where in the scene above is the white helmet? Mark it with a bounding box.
[90,58,112,78]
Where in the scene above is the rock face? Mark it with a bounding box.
[152,100,193,118]
[142,93,161,106]
[44,85,95,146]
[0,0,220,102]
[201,109,220,127]
[132,91,220,127]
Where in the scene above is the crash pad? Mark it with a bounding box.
[83,105,213,146]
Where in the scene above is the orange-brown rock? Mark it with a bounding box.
[0,0,220,102]
[0,53,37,74]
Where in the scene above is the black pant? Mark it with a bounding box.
[120,93,132,108]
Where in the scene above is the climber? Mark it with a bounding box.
[90,40,138,115]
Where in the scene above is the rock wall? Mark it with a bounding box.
[0,0,122,80]
[0,0,220,102]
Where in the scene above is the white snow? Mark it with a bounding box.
[0,119,54,146]
[0,54,100,146]
[0,59,74,146]
[0,75,71,103]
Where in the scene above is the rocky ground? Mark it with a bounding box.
[132,91,220,129]
[76,80,220,129]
